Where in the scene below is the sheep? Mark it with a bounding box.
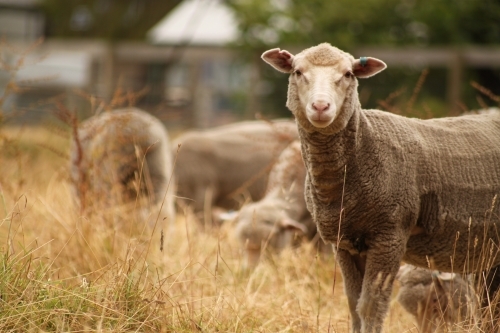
[233,140,324,268]
[261,42,500,333]
[172,119,297,226]
[69,107,175,228]
[396,264,479,333]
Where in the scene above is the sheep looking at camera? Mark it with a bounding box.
[233,141,321,268]
[69,108,175,227]
[262,43,500,333]
[396,265,478,333]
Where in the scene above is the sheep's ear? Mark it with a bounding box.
[280,218,307,234]
[261,48,294,73]
[352,57,387,78]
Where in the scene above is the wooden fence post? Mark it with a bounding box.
[447,52,463,115]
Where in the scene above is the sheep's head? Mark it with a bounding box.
[233,200,307,269]
[262,43,386,132]
[397,265,458,287]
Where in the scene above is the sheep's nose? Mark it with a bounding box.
[312,101,330,113]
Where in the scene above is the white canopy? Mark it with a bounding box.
[147,0,239,46]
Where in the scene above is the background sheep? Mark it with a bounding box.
[396,264,478,333]
[69,107,175,227]
[232,141,325,268]
[172,119,297,226]
[262,43,500,333]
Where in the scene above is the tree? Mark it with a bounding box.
[41,0,181,40]
[226,0,500,116]
[227,0,500,49]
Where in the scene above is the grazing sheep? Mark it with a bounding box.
[262,43,500,333]
[396,264,478,333]
[233,141,323,268]
[173,119,297,225]
[70,107,175,227]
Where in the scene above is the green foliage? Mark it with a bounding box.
[226,0,500,117]
[40,0,182,40]
[412,0,500,44]
[227,0,500,49]
[0,247,163,332]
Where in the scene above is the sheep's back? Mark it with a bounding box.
[358,110,500,270]
[364,109,500,224]
[267,141,305,194]
[70,108,172,206]
[173,120,298,209]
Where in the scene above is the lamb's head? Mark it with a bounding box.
[396,264,477,331]
[233,199,307,269]
[262,43,386,133]
[397,265,458,286]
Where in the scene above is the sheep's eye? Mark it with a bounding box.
[345,71,353,78]
[294,70,302,76]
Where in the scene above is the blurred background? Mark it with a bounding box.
[0,0,499,130]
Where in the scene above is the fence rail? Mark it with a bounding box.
[5,40,500,124]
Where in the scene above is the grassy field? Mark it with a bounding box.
[1,37,499,332]
[0,126,478,333]
[0,128,417,332]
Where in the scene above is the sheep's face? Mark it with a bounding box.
[396,264,475,328]
[233,201,307,269]
[262,43,386,131]
[292,56,352,128]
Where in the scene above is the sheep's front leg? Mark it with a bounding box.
[357,238,405,333]
[335,248,365,333]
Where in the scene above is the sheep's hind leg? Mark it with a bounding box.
[357,239,405,333]
[335,248,365,333]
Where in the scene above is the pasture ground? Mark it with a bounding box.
[0,126,479,332]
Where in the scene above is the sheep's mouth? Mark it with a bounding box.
[308,115,333,128]
[306,107,335,128]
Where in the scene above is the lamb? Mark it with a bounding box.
[262,42,500,333]
[396,264,478,333]
[69,107,175,227]
[233,140,322,268]
[172,119,297,225]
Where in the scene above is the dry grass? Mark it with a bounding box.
[1,39,499,333]
[6,123,498,333]
[0,126,425,332]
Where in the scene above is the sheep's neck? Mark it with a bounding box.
[298,110,359,205]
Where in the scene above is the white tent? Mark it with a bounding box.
[147,0,239,46]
